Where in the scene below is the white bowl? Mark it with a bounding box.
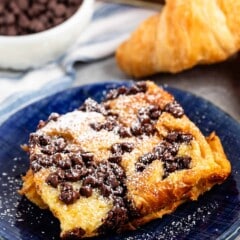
[0,0,94,70]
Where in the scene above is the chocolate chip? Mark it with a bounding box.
[16,0,29,11]
[154,141,179,159]
[81,152,94,164]
[65,168,82,181]
[121,142,134,153]
[108,154,122,164]
[162,152,175,162]
[57,157,72,169]
[131,121,143,136]
[38,155,53,167]
[165,131,179,143]
[105,82,147,101]
[148,105,161,120]
[105,89,119,101]
[70,153,84,166]
[166,131,193,144]
[52,153,62,164]
[99,183,111,197]
[138,113,151,124]
[80,186,93,198]
[153,143,166,158]
[139,152,156,165]
[38,0,48,4]
[79,98,106,114]
[111,143,123,155]
[53,4,66,17]
[111,142,134,155]
[164,101,184,118]
[118,126,132,138]
[6,26,17,36]
[82,176,98,188]
[90,122,102,131]
[142,123,156,135]
[163,161,178,175]
[135,81,147,93]
[107,175,119,188]
[165,142,179,156]
[102,117,117,131]
[98,202,128,234]
[106,110,119,118]
[138,105,161,123]
[113,185,124,195]
[31,160,42,172]
[56,169,65,180]
[38,135,50,146]
[41,145,55,155]
[179,133,193,143]
[18,14,31,29]
[59,183,80,204]
[46,173,59,188]
[117,86,128,95]
[135,162,145,172]
[78,167,88,179]
[6,13,15,24]
[127,85,139,95]
[128,82,147,95]
[175,156,192,169]
[90,117,118,132]
[105,86,128,101]
[54,137,67,152]
[110,163,125,181]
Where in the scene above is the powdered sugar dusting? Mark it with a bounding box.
[124,200,220,240]
[0,157,59,239]
[39,110,105,136]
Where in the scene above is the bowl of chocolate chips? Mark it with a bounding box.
[0,0,94,70]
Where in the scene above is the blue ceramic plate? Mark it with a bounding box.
[0,81,239,240]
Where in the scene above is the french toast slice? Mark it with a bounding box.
[20,81,231,239]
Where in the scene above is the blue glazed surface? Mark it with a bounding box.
[0,81,239,240]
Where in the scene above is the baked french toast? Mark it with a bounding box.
[20,81,231,239]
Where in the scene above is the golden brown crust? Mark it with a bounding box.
[19,169,48,209]
[116,0,240,77]
[124,132,231,230]
[20,81,231,239]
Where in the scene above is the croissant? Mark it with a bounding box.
[20,81,231,239]
[116,0,240,77]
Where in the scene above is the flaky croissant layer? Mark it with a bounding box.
[116,0,240,77]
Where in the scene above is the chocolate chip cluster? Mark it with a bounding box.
[85,99,161,138]
[88,102,161,138]
[130,105,161,136]
[104,82,184,119]
[30,133,127,204]
[164,101,184,118]
[135,131,193,177]
[109,142,134,164]
[105,82,147,101]
[0,0,83,36]
[29,132,136,233]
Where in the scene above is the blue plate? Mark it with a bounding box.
[0,81,239,240]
